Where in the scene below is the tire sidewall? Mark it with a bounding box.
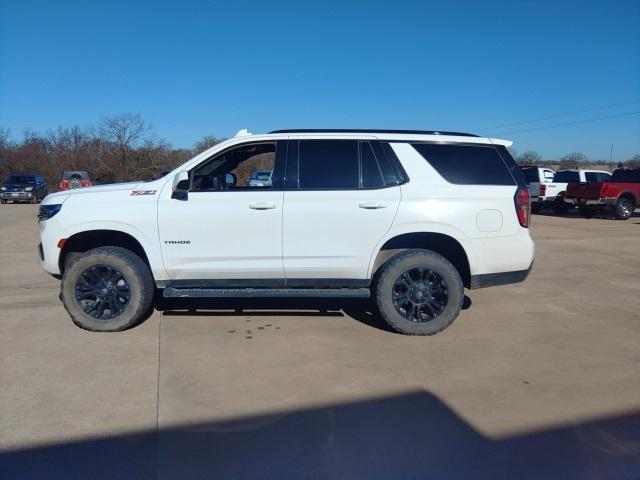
[375,250,464,335]
[61,248,152,332]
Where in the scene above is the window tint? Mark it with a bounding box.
[612,169,640,183]
[375,142,403,185]
[521,167,540,183]
[412,144,515,185]
[553,171,580,183]
[192,143,276,191]
[598,172,611,182]
[298,140,359,189]
[360,142,384,188]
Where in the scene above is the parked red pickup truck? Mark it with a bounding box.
[566,169,640,220]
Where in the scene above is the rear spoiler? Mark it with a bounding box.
[488,138,513,148]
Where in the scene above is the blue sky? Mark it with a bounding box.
[1,0,639,160]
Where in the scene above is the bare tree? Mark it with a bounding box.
[96,113,153,181]
[515,150,542,165]
[625,154,640,169]
[193,135,225,155]
[559,152,587,169]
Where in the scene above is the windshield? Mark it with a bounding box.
[6,175,35,184]
[521,167,539,183]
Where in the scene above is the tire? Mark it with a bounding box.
[553,196,570,215]
[374,249,464,335]
[0,199,6,204]
[61,246,154,332]
[30,195,37,204]
[614,197,634,220]
[579,205,594,218]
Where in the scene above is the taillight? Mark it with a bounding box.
[81,179,91,187]
[515,187,530,228]
[59,180,69,190]
[539,183,546,196]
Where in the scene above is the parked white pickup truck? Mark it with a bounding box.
[520,166,555,213]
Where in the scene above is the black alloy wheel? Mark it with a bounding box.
[392,267,448,323]
[74,265,131,320]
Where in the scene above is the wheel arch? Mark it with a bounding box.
[59,229,151,274]
[618,191,637,205]
[371,232,472,288]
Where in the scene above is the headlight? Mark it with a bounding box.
[25,186,34,191]
[0,186,6,191]
[38,204,62,221]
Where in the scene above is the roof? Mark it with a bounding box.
[269,129,478,137]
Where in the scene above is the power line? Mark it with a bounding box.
[477,98,640,131]
[489,110,640,136]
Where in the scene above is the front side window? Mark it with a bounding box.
[298,140,359,189]
[192,143,276,191]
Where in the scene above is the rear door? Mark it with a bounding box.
[282,139,401,280]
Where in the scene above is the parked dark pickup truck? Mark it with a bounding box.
[566,168,640,220]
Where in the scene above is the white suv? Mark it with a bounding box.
[38,129,534,335]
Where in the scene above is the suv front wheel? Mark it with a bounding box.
[61,246,154,331]
[374,249,464,335]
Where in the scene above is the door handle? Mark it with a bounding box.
[358,201,387,209]
[249,202,277,210]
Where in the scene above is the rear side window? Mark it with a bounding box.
[412,144,515,185]
[360,142,384,188]
[553,171,580,183]
[584,172,610,183]
[521,167,540,183]
[298,140,359,189]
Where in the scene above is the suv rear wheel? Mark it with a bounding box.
[374,249,464,335]
[61,246,154,331]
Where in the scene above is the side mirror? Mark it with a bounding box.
[171,171,189,200]
[225,173,237,187]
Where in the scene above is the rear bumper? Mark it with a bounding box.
[469,262,533,290]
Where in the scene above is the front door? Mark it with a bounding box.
[158,141,285,281]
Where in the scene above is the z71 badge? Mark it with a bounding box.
[130,190,157,196]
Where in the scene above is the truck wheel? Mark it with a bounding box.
[61,246,154,332]
[579,206,594,218]
[374,249,464,335]
[614,197,634,220]
[553,196,570,214]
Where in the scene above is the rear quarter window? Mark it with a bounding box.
[411,143,515,186]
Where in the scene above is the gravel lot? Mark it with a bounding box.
[1,204,639,479]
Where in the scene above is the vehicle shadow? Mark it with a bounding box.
[1,389,639,480]
[156,295,472,334]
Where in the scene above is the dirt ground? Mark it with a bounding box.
[1,204,639,479]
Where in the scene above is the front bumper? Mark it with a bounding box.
[1,191,34,200]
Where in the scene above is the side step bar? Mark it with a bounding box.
[163,287,370,299]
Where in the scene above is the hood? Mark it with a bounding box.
[42,181,143,204]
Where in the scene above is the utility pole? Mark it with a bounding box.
[610,144,614,164]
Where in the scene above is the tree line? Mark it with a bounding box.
[1,114,639,189]
[511,149,640,170]
[0,113,224,188]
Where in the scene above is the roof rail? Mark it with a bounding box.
[268,129,478,137]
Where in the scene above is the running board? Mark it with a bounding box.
[163,287,370,299]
